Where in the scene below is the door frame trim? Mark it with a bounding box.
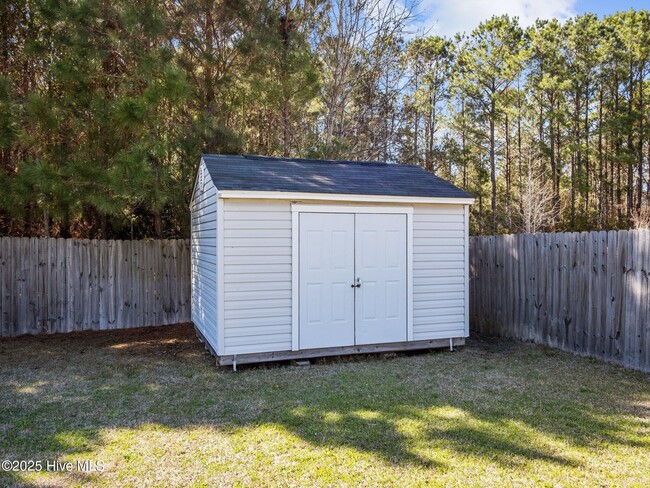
[291,204,414,351]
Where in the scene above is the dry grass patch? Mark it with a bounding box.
[0,325,649,487]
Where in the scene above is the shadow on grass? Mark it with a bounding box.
[1,324,649,485]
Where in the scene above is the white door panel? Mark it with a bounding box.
[354,214,407,344]
[298,212,407,349]
[299,213,355,349]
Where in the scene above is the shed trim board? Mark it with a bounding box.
[290,203,414,350]
[219,190,474,205]
[407,211,414,342]
[464,204,470,337]
[291,209,300,350]
[216,197,225,355]
[191,154,473,365]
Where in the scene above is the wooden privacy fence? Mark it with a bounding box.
[470,230,650,372]
[0,238,191,337]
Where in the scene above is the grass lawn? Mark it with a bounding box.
[0,325,649,487]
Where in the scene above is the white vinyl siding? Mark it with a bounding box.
[222,200,293,354]
[193,153,474,364]
[219,199,467,356]
[412,204,467,340]
[190,161,219,351]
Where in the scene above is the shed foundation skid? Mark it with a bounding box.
[215,337,465,366]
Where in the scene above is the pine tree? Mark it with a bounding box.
[11,0,191,238]
[453,15,527,232]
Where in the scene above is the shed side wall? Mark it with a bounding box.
[191,161,219,351]
[223,200,293,354]
[412,204,467,339]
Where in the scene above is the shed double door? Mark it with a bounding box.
[299,212,407,350]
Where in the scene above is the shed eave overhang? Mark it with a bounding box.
[217,190,474,205]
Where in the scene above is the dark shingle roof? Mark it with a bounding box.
[202,154,473,199]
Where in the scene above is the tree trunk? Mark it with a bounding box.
[282,100,291,157]
[614,76,622,220]
[571,91,579,228]
[627,70,634,218]
[598,85,604,227]
[518,97,523,215]
[478,194,484,235]
[549,97,559,227]
[413,71,419,164]
[505,112,511,224]
[637,70,644,211]
[100,214,109,240]
[584,84,590,219]
[60,210,70,239]
[489,101,496,232]
[43,210,50,238]
[153,212,163,238]
[555,108,562,227]
[461,99,467,188]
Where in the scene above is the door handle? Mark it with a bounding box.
[351,278,361,288]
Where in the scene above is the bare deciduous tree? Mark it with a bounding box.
[315,0,416,159]
[517,161,557,234]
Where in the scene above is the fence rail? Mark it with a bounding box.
[0,237,191,337]
[470,230,650,372]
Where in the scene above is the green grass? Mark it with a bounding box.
[0,325,649,487]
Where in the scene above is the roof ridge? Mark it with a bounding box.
[240,154,390,166]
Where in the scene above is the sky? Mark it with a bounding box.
[416,0,650,37]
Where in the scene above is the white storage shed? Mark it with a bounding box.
[190,155,474,366]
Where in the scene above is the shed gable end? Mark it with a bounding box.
[190,161,219,352]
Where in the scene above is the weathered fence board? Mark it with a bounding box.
[470,229,650,373]
[0,237,191,337]
[4,230,649,374]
